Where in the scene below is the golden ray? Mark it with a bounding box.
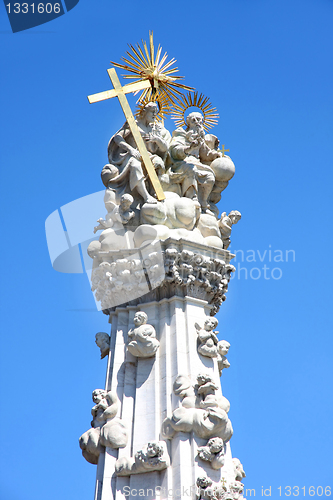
[136,91,171,122]
[171,92,219,131]
[110,31,194,106]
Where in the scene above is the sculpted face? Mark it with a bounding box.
[204,318,218,331]
[134,312,147,326]
[147,441,161,457]
[144,103,158,123]
[197,477,212,489]
[92,389,105,403]
[218,341,230,356]
[120,199,132,211]
[186,112,204,130]
[208,437,224,453]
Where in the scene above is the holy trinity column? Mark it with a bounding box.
[78,33,245,500]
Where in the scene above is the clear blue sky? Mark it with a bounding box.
[1,1,332,499]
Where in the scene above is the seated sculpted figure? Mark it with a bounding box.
[79,389,128,464]
[101,102,171,205]
[195,317,219,358]
[127,311,160,358]
[169,112,222,214]
[161,374,233,442]
[115,441,170,476]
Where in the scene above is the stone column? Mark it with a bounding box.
[84,239,244,500]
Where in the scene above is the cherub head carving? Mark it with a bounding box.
[228,210,241,225]
[133,311,148,327]
[218,340,230,356]
[92,389,107,404]
[196,476,212,489]
[95,332,110,359]
[120,193,134,211]
[204,317,218,332]
[207,437,224,454]
[146,441,163,458]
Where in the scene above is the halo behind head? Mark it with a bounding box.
[171,91,219,131]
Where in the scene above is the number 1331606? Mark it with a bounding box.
[6,3,61,13]
[278,486,331,496]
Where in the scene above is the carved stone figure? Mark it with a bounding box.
[197,437,225,469]
[196,476,226,500]
[127,311,160,358]
[195,318,219,358]
[102,102,171,205]
[79,389,128,464]
[195,319,230,376]
[229,481,245,500]
[169,112,218,213]
[161,374,233,441]
[217,340,231,376]
[94,193,135,234]
[169,112,235,215]
[218,211,241,250]
[95,332,110,359]
[233,458,246,482]
[87,191,136,258]
[115,440,170,476]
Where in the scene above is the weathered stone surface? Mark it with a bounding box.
[90,238,235,315]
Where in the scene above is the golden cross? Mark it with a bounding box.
[219,144,230,157]
[87,68,165,201]
[221,477,227,487]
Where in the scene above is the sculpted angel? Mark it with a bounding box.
[219,210,241,249]
[127,311,160,358]
[115,440,170,476]
[197,437,225,469]
[195,317,219,358]
[79,389,128,464]
[161,373,233,442]
[93,194,134,234]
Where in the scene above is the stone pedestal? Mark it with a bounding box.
[90,240,240,500]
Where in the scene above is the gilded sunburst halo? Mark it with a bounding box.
[171,92,219,131]
[110,31,194,108]
[136,92,171,122]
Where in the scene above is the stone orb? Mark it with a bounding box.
[210,156,235,183]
